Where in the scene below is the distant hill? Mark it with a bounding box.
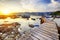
[17,12,52,18]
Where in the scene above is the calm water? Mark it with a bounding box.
[0,17,60,32]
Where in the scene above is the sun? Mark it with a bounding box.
[3,10,10,15]
[1,10,11,15]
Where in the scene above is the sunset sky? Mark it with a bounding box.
[0,0,60,12]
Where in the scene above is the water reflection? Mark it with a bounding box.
[0,17,40,33]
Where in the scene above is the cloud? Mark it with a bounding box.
[0,0,60,12]
[47,0,60,11]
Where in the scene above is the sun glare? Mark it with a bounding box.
[3,10,10,15]
[0,10,11,15]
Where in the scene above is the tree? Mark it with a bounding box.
[50,11,60,20]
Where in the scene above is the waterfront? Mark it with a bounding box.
[0,15,59,40]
